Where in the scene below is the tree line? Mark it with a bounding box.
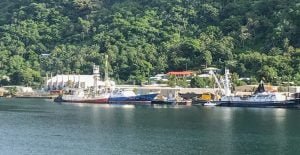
[0,0,299,87]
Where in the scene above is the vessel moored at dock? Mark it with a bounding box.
[207,69,300,108]
[54,89,110,103]
[54,61,114,104]
[109,89,158,103]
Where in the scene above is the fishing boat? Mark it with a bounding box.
[209,69,300,108]
[54,88,110,103]
[54,56,115,104]
[109,89,158,104]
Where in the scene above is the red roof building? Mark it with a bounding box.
[167,71,194,77]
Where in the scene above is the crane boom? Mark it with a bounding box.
[209,70,225,95]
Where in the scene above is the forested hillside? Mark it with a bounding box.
[0,0,299,86]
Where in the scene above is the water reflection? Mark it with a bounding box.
[217,108,291,155]
[212,107,234,154]
[272,108,287,154]
[59,103,137,109]
[56,102,194,109]
[1,99,300,154]
[273,108,287,123]
[109,104,135,109]
[150,104,190,109]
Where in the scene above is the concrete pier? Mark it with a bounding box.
[116,85,216,99]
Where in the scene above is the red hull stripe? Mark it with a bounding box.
[63,98,109,104]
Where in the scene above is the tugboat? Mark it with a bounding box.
[210,69,300,108]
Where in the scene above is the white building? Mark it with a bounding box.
[288,86,300,93]
[46,74,97,90]
[149,74,168,84]
[46,65,115,90]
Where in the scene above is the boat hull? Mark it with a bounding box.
[54,95,109,104]
[215,100,300,108]
[151,100,175,105]
[109,94,158,103]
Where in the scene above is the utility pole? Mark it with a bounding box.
[185,63,187,71]
[104,55,109,81]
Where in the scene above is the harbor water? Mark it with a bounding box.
[1,98,300,154]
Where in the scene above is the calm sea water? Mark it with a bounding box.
[1,98,300,155]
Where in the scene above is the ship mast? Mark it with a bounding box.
[104,55,111,93]
[223,69,231,96]
[104,55,109,81]
[93,64,100,96]
[209,70,224,95]
[209,68,231,96]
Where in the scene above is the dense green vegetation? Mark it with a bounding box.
[0,0,299,86]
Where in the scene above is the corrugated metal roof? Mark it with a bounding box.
[167,71,193,75]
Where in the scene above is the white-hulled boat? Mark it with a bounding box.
[210,69,299,108]
[202,101,219,106]
[54,88,110,103]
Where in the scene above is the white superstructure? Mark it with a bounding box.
[216,69,287,103]
[221,92,286,102]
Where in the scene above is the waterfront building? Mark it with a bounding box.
[286,86,300,93]
[45,65,115,90]
[167,71,194,78]
[149,74,168,84]
[46,74,101,90]
[202,67,220,73]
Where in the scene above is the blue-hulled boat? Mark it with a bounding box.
[109,89,158,104]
